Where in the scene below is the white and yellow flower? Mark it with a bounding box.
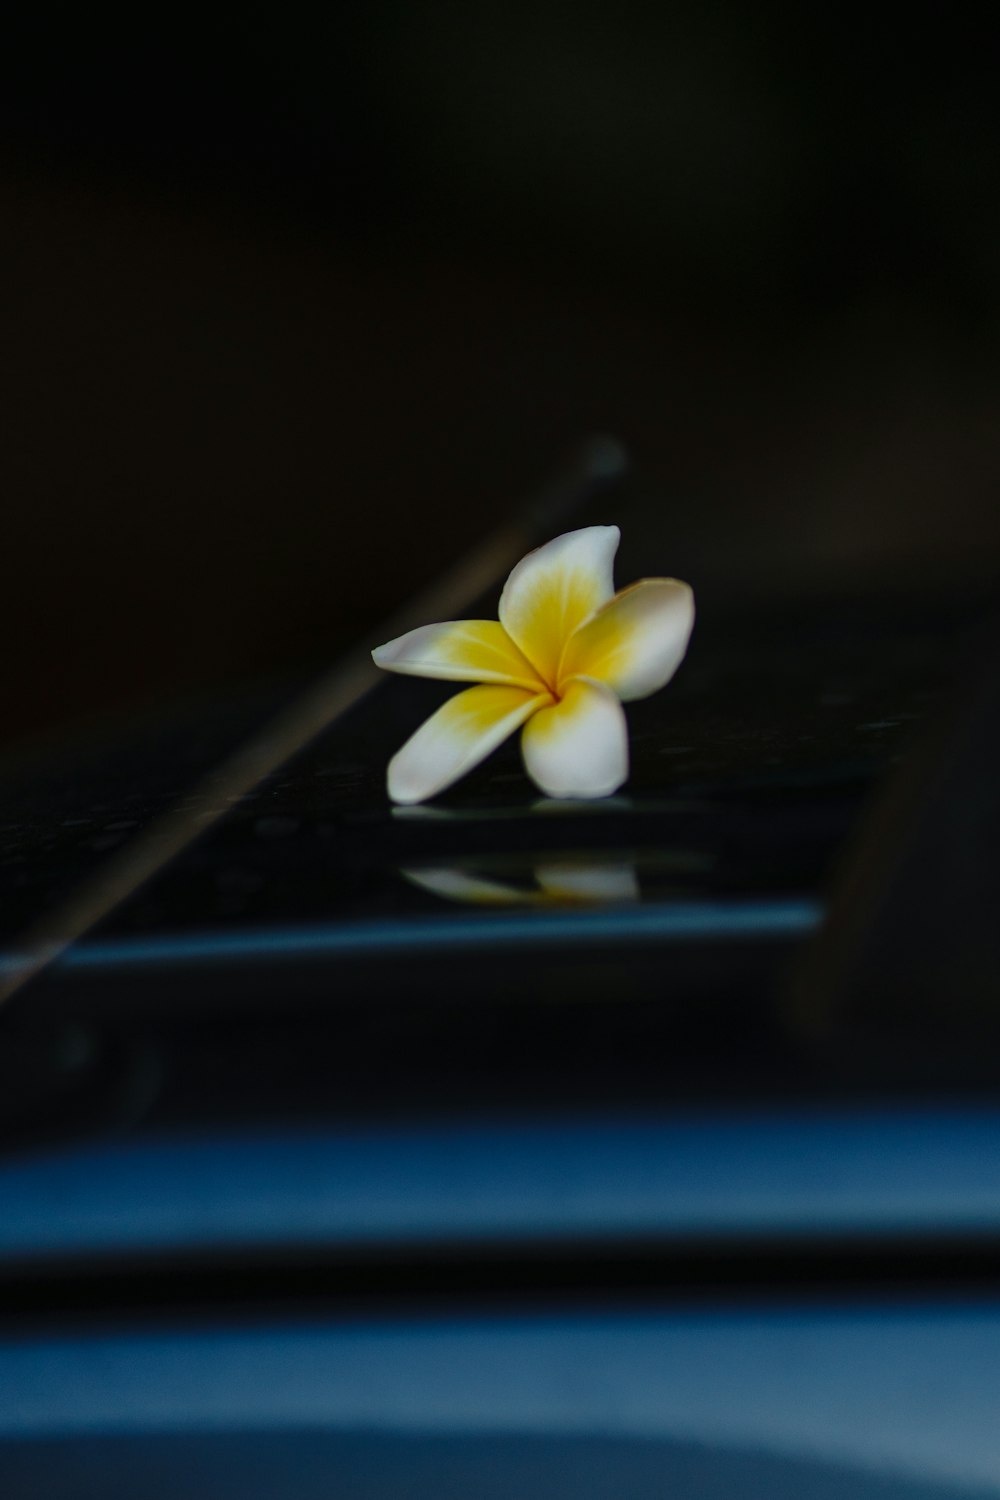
[372,526,694,804]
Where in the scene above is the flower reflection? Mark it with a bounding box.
[401,855,640,908]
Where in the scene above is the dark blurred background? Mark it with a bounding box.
[4,2,999,752]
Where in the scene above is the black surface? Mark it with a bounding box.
[1,478,996,1147]
[5,1233,1000,1337]
[0,576,968,947]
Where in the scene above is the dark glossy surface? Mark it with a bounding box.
[2,487,999,1500]
[1,476,995,1154]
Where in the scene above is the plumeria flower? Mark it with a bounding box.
[372,526,694,804]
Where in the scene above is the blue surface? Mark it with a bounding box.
[0,897,821,979]
[2,1302,1000,1493]
[3,1106,1000,1261]
[4,1431,991,1500]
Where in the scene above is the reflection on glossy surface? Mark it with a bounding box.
[401,849,718,907]
[402,856,640,907]
[398,852,719,906]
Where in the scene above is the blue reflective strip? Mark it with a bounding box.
[2,1108,1000,1263]
[0,899,822,978]
[3,1303,1000,1489]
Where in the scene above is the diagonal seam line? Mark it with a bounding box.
[0,440,628,1005]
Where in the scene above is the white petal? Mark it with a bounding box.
[372,620,543,691]
[559,578,694,701]
[520,677,628,799]
[401,866,529,904]
[535,859,640,903]
[387,684,550,804]
[498,526,619,689]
